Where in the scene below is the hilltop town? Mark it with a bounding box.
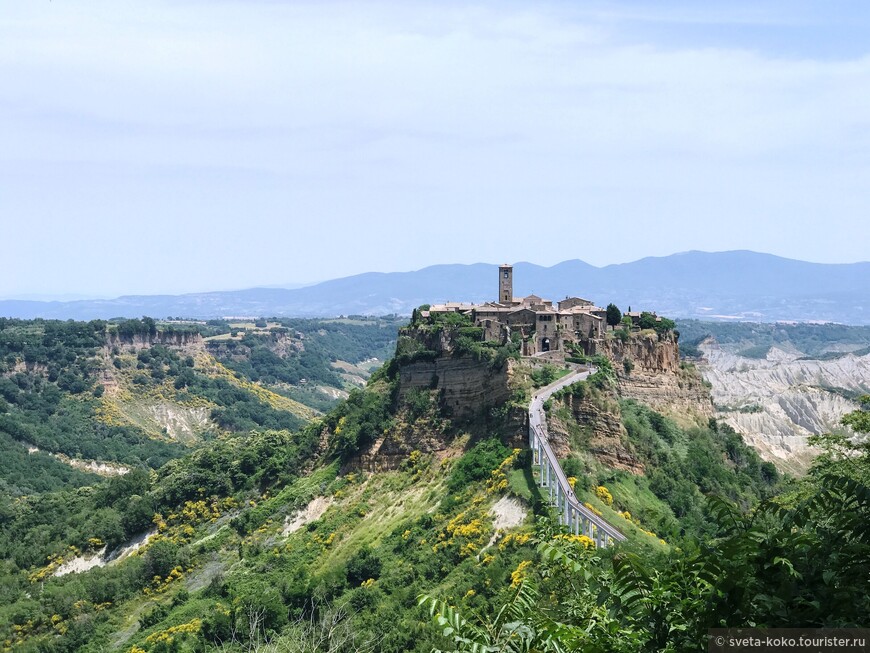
[418,264,670,357]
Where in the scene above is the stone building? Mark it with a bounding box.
[426,264,606,355]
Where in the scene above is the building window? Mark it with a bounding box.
[504,271,509,278]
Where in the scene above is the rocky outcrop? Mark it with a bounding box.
[548,391,644,474]
[596,330,681,374]
[107,330,202,350]
[396,325,513,421]
[398,357,512,421]
[594,331,714,426]
[353,409,454,473]
[206,330,303,361]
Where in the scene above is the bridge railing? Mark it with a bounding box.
[527,370,626,546]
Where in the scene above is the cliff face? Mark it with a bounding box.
[106,330,202,350]
[547,390,644,474]
[395,326,513,421]
[398,358,512,421]
[205,330,302,361]
[350,397,456,473]
[593,331,714,426]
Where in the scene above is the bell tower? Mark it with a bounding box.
[499,264,513,304]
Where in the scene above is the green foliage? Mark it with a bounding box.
[0,385,184,471]
[114,317,157,340]
[530,364,561,388]
[431,311,475,329]
[637,312,675,335]
[447,438,510,493]
[552,360,614,403]
[457,327,484,341]
[327,380,397,458]
[0,430,100,495]
[840,394,870,434]
[620,401,779,539]
[638,312,658,330]
[404,388,434,421]
[426,444,869,651]
[738,344,772,359]
[420,581,545,653]
[606,303,622,327]
[346,546,382,586]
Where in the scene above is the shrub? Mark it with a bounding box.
[595,485,613,506]
[346,546,382,586]
[448,438,510,493]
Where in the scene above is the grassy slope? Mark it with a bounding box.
[0,322,787,653]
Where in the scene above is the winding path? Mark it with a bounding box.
[528,366,626,546]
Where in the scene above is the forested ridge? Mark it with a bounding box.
[676,319,870,359]
[0,317,866,652]
[0,317,399,496]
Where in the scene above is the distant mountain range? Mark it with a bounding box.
[3,251,869,324]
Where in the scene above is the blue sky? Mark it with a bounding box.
[2,0,869,298]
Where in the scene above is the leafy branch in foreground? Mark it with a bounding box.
[419,580,554,653]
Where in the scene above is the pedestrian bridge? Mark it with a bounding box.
[527,367,626,547]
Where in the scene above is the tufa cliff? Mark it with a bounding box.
[106,329,202,351]
[353,322,714,475]
[394,325,514,421]
[546,384,645,474]
[544,331,712,475]
[592,330,713,427]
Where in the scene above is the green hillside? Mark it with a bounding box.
[0,317,399,497]
[0,317,867,652]
[676,319,870,359]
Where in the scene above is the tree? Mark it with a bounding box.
[638,312,658,330]
[605,303,622,328]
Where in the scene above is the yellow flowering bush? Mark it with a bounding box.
[143,566,184,595]
[510,560,533,587]
[498,532,532,551]
[595,485,613,506]
[432,507,490,557]
[554,533,596,549]
[486,449,521,495]
[144,618,202,646]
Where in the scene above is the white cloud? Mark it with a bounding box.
[0,1,868,295]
